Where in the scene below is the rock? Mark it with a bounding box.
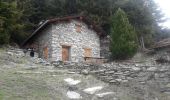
[67,72,76,74]
[96,92,115,98]
[52,75,57,77]
[44,62,51,66]
[132,67,141,71]
[6,52,14,56]
[64,78,81,86]
[81,69,89,75]
[105,71,115,74]
[115,79,122,82]
[109,80,117,83]
[66,91,82,99]
[83,86,103,94]
[122,80,128,83]
[113,97,118,100]
[164,92,170,95]
[166,83,170,88]
[57,65,64,68]
[114,72,123,75]
[135,64,140,67]
[105,77,114,81]
[90,71,100,74]
[147,67,157,71]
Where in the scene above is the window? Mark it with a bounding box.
[84,48,92,57]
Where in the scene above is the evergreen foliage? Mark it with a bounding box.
[110,8,138,59]
[0,0,165,46]
[0,1,23,44]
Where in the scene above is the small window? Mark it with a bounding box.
[75,24,82,33]
[84,48,92,57]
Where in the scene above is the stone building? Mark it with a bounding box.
[22,16,107,62]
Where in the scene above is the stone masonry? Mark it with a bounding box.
[27,19,100,62]
[53,60,170,100]
[51,20,100,62]
[24,25,53,60]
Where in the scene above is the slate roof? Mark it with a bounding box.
[22,15,105,46]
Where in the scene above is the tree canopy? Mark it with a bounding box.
[0,1,23,44]
[0,0,165,46]
[110,8,138,59]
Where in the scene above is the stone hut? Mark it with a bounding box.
[22,15,107,62]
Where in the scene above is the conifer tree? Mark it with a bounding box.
[110,8,138,59]
[0,1,23,44]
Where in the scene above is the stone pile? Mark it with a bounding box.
[0,46,51,68]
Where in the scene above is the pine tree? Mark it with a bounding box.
[0,1,23,44]
[110,8,138,59]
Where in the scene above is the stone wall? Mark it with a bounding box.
[26,25,53,61]
[51,20,100,62]
[53,61,170,99]
[100,36,111,60]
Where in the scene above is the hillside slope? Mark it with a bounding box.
[0,46,170,100]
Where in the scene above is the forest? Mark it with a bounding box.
[0,0,170,47]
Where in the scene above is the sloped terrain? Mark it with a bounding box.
[0,47,118,100]
[0,46,170,100]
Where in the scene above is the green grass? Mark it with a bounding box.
[0,67,53,100]
[0,91,4,100]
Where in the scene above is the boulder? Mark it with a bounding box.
[64,78,81,86]
[66,91,82,99]
[83,86,103,94]
[96,92,115,98]
[81,69,89,75]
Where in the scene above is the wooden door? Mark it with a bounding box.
[84,48,92,57]
[62,46,70,61]
[44,47,48,59]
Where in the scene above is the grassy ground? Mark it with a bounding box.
[0,48,108,100]
[0,64,108,100]
[0,48,169,100]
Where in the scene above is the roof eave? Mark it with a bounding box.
[21,20,49,46]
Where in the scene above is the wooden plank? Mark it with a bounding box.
[84,48,92,57]
[44,47,48,59]
[62,46,70,61]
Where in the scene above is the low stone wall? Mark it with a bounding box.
[53,61,170,98]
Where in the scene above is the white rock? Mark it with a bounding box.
[81,69,89,75]
[83,86,103,94]
[147,67,157,71]
[96,92,115,98]
[115,79,122,82]
[64,78,81,86]
[68,72,76,74]
[66,91,82,99]
[132,67,140,71]
[52,75,57,77]
[7,52,13,56]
